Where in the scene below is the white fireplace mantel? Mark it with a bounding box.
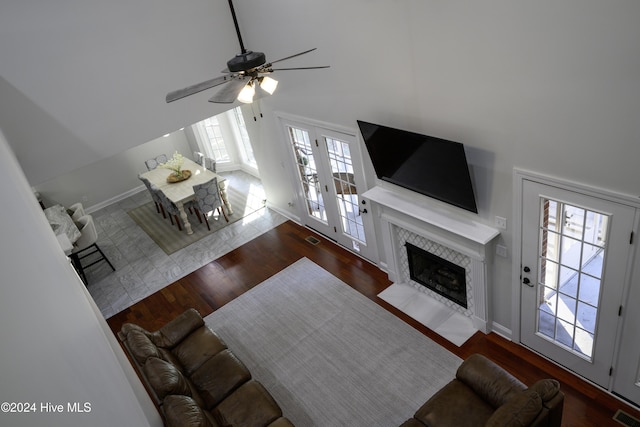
[363,185,501,333]
[363,186,499,248]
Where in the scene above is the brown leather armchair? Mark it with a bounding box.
[400,354,564,427]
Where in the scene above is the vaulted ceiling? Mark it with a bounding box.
[0,0,345,184]
[2,1,640,197]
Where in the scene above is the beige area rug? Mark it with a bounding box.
[204,258,462,426]
[128,186,265,254]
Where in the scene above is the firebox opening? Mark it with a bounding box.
[406,242,467,308]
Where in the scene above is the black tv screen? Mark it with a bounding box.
[358,120,478,213]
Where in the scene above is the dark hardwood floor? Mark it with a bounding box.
[107,220,639,427]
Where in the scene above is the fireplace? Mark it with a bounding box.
[406,242,468,308]
[362,185,501,333]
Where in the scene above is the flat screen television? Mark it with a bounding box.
[358,120,478,214]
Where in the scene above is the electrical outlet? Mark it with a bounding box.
[496,244,508,258]
[495,216,507,230]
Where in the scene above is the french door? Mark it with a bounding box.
[520,180,635,387]
[281,118,376,261]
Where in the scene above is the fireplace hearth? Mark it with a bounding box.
[406,242,467,308]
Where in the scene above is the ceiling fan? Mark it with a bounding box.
[166,0,329,105]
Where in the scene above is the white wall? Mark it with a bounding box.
[235,0,640,333]
[0,130,161,427]
[34,130,192,209]
[2,0,640,335]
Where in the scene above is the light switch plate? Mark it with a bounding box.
[496,244,508,258]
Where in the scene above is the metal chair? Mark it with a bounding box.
[70,215,115,284]
[191,177,228,231]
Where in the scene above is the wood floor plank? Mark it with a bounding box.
[106,220,640,426]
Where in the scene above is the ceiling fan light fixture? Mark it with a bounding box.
[237,81,255,103]
[259,76,278,95]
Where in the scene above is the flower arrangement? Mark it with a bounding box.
[159,151,184,177]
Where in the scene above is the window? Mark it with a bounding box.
[199,116,230,162]
[192,107,257,173]
[233,107,256,168]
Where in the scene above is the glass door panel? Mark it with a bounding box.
[325,137,366,247]
[521,179,635,387]
[288,127,327,224]
[536,197,607,359]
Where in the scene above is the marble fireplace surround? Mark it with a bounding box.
[363,186,500,333]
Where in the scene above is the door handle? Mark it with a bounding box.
[523,277,533,287]
[358,208,368,216]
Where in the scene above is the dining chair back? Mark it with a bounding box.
[191,177,228,230]
[155,187,183,231]
[194,151,205,166]
[69,202,85,221]
[139,174,165,217]
[204,157,217,173]
[145,154,168,171]
[71,215,115,284]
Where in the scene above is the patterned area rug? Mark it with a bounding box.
[128,186,265,254]
[204,258,462,426]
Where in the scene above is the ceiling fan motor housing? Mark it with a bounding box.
[227,51,266,72]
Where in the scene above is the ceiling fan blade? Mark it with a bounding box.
[268,48,317,65]
[268,66,331,71]
[166,75,233,103]
[209,76,250,103]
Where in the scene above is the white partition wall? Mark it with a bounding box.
[0,130,162,427]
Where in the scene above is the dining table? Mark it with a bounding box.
[140,157,233,235]
[44,204,81,254]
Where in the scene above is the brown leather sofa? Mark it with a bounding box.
[400,354,564,427]
[118,308,293,427]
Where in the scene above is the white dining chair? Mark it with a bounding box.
[68,202,85,221]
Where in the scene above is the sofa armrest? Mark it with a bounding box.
[456,354,527,408]
[153,309,206,348]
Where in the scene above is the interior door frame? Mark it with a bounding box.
[512,169,640,344]
[513,169,640,393]
[276,111,379,262]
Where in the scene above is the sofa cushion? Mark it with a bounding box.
[456,354,526,408]
[163,395,223,427]
[172,327,228,375]
[215,380,283,427]
[528,379,560,403]
[190,349,252,409]
[414,379,495,427]
[143,357,192,400]
[155,308,206,348]
[485,389,542,427]
[125,329,160,365]
[267,418,296,427]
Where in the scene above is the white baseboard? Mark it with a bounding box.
[489,321,512,340]
[267,203,300,224]
[86,185,146,214]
